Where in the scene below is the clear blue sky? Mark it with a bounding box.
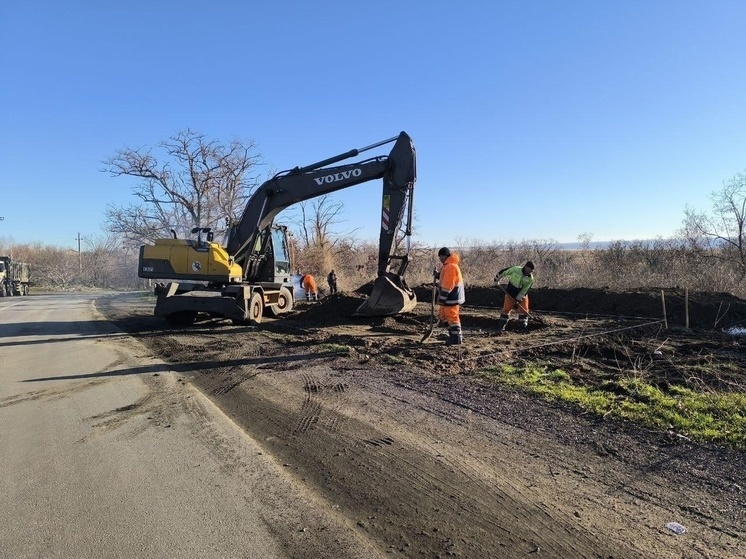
[2,0,746,250]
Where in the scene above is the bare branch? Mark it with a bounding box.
[679,171,746,279]
[101,130,263,247]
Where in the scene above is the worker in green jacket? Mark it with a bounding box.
[494,261,535,331]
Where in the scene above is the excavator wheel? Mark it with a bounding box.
[267,287,293,317]
[247,292,263,325]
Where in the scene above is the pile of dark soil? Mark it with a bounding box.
[306,284,746,331]
[413,285,746,331]
[289,292,426,331]
[529,287,746,330]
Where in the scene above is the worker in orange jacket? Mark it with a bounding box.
[437,247,465,345]
[300,273,318,301]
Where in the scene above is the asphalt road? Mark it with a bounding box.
[0,293,381,559]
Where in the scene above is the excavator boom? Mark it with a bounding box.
[227,131,417,316]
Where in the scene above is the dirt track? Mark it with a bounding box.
[97,286,746,559]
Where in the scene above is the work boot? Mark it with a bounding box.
[446,333,463,346]
[519,314,528,332]
[446,325,463,345]
[496,314,509,331]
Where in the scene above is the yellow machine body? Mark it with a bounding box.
[138,239,243,283]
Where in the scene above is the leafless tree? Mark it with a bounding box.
[78,232,140,288]
[289,195,362,276]
[681,171,746,279]
[32,246,81,289]
[293,196,345,249]
[102,129,263,248]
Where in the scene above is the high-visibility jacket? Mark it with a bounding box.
[438,253,465,306]
[301,274,317,294]
[497,265,533,299]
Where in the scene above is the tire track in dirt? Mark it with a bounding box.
[368,372,746,558]
[202,364,621,558]
[0,379,108,409]
[295,373,348,435]
[341,405,608,558]
[83,307,390,559]
[75,348,196,443]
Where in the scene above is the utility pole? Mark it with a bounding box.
[76,232,82,273]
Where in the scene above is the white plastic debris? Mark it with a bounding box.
[665,522,687,535]
[723,326,746,337]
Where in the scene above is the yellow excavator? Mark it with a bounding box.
[138,131,418,325]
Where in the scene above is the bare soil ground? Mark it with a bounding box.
[96,286,746,559]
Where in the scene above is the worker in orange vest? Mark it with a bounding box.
[437,247,465,345]
[300,273,318,301]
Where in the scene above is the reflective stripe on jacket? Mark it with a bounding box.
[439,254,465,306]
[497,265,533,299]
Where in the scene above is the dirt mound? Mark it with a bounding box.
[311,284,746,331]
[528,287,746,330]
[289,292,374,326]
[287,292,427,331]
[412,285,746,331]
[353,281,375,296]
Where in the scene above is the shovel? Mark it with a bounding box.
[495,282,545,325]
[420,269,439,343]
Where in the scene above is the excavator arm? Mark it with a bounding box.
[227,131,416,283]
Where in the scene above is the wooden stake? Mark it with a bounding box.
[684,288,689,329]
[661,290,668,329]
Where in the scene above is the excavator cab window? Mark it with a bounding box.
[253,231,265,253]
[272,228,290,276]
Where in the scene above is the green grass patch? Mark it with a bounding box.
[379,354,405,365]
[475,364,746,449]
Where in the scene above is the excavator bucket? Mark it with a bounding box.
[355,273,417,316]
